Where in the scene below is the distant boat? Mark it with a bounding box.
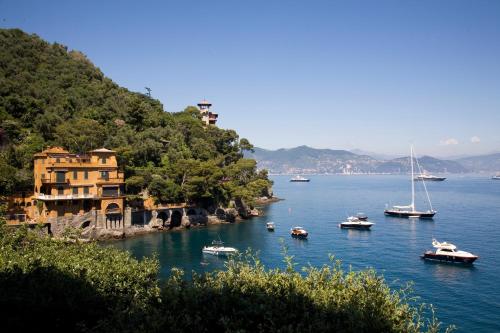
[415,174,446,181]
[202,240,238,256]
[339,216,374,229]
[384,146,437,219]
[290,226,308,238]
[492,174,500,180]
[421,239,478,264]
[266,222,275,231]
[290,175,310,182]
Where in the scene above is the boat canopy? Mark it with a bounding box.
[392,205,413,209]
[432,239,457,250]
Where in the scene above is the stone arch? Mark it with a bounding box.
[105,203,122,229]
[157,210,169,227]
[170,210,182,228]
[187,208,197,216]
[81,220,91,229]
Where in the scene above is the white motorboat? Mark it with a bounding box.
[202,240,238,256]
[339,216,374,229]
[290,175,310,182]
[384,146,437,219]
[421,239,478,264]
[415,174,446,181]
[266,222,275,231]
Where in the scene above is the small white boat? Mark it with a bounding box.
[421,239,478,264]
[414,174,446,181]
[202,240,238,256]
[492,174,500,180]
[266,222,275,231]
[290,226,308,238]
[339,216,374,229]
[290,175,310,182]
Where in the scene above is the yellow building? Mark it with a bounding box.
[31,147,125,223]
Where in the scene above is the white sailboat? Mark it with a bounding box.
[384,146,436,219]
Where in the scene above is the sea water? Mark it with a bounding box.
[108,175,500,332]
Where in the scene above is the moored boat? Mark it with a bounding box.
[266,222,275,231]
[492,174,500,180]
[421,239,478,264]
[339,216,374,229]
[202,240,238,256]
[290,175,310,182]
[384,146,437,219]
[415,174,446,181]
[290,226,308,238]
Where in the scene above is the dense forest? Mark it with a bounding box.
[0,28,272,207]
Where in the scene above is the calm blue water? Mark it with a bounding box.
[108,175,500,332]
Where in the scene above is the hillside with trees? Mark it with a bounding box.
[0,28,271,208]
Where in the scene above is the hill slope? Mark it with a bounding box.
[0,28,271,206]
[456,153,500,173]
[248,146,468,174]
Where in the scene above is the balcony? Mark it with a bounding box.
[41,178,70,184]
[96,176,124,184]
[35,193,97,201]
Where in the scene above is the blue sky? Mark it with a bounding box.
[2,0,499,157]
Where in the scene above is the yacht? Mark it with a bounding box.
[339,216,374,229]
[202,240,238,256]
[421,239,478,264]
[290,175,310,182]
[266,222,275,231]
[384,146,437,219]
[415,174,446,181]
[290,226,308,238]
[492,174,500,180]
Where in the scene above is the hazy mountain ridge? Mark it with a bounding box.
[456,153,500,172]
[247,146,472,174]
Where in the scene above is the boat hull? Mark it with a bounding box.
[415,177,446,181]
[290,179,310,182]
[421,252,478,264]
[291,233,308,239]
[267,227,275,231]
[384,210,435,218]
[339,223,372,229]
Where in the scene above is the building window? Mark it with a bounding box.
[101,157,107,164]
[100,171,109,180]
[72,187,78,195]
[84,171,89,179]
[56,158,60,163]
[56,172,66,183]
[102,186,119,197]
[73,170,78,179]
[83,187,89,195]
[58,186,64,195]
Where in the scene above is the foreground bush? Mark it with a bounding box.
[0,223,452,332]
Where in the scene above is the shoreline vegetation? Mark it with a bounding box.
[0,219,453,333]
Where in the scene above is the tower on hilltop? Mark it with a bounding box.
[197,99,218,126]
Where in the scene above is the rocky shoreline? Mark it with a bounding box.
[89,196,283,242]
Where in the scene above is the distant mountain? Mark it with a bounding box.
[349,149,401,161]
[375,156,468,174]
[247,146,469,174]
[456,153,500,173]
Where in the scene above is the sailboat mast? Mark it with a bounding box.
[410,145,415,212]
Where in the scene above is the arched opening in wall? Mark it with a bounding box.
[81,220,91,229]
[157,211,169,227]
[26,202,31,207]
[105,203,122,229]
[187,208,197,216]
[170,210,182,228]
